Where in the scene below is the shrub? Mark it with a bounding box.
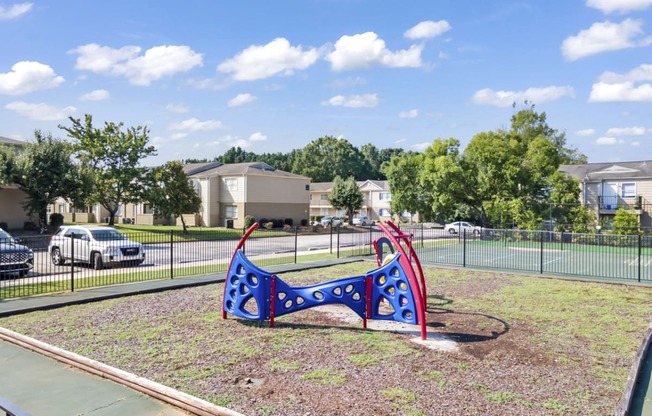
[23,221,38,231]
[244,215,256,228]
[284,218,293,226]
[300,219,308,227]
[272,219,284,228]
[49,213,64,229]
[0,222,7,231]
[258,218,268,226]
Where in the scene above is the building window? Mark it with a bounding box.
[58,204,64,213]
[225,205,238,219]
[225,178,238,192]
[305,184,310,191]
[622,183,636,198]
[143,204,154,214]
[379,192,391,201]
[320,194,329,200]
[379,208,391,217]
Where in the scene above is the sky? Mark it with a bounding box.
[0,0,651,167]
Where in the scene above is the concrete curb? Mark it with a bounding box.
[615,323,652,416]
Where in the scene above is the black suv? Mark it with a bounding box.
[0,229,34,278]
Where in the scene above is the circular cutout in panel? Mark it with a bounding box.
[352,292,361,301]
[285,299,293,309]
[332,287,342,296]
[403,310,413,320]
[399,295,408,306]
[278,292,287,301]
[375,274,386,286]
[397,280,408,292]
[247,274,259,286]
[237,265,246,275]
[229,289,237,299]
[239,285,250,295]
[384,286,395,297]
[391,267,400,277]
[225,300,234,311]
[231,276,240,286]
[313,291,324,300]
[296,296,304,305]
[344,284,354,294]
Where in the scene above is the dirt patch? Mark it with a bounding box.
[1,263,651,416]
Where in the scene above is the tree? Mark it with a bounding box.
[60,114,157,226]
[360,144,404,180]
[328,176,363,224]
[383,151,431,220]
[610,208,640,235]
[146,161,202,233]
[0,131,84,232]
[292,136,370,182]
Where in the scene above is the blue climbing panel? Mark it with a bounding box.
[367,253,418,325]
[223,250,273,320]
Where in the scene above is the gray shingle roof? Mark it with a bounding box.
[559,160,652,181]
[0,136,27,146]
[185,162,309,179]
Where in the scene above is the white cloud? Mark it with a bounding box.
[228,93,257,107]
[576,128,596,136]
[596,136,624,145]
[5,101,76,120]
[249,132,267,142]
[561,19,651,61]
[0,61,64,95]
[605,126,646,135]
[598,63,652,83]
[471,86,575,107]
[166,104,189,113]
[399,109,419,118]
[589,81,652,101]
[632,141,641,147]
[168,118,222,132]
[326,32,422,71]
[586,0,652,14]
[395,138,407,144]
[323,93,379,108]
[404,20,451,40]
[412,142,430,150]
[0,2,32,19]
[79,89,110,101]
[218,38,319,81]
[71,43,203,86]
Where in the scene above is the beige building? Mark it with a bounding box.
[0,136,36,230]
[559,160,652,229]
[52,162,311,229]
[310,180,394,222]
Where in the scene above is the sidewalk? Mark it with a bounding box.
[0,258,361,416]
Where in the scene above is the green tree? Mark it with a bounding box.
[610,208,640,235]
[60,114,157,226]
[360,144,404,180]
[328,176,363,224]
[292,136,370,182]
[383,151,431,220]
[0,131,85,232]
[146,161,202,233]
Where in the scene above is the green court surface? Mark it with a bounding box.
[415,239,652,284]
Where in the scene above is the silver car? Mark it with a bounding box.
[444,221,481,235]
[48,225,145,270]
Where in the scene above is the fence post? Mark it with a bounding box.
[421,223,424,248]
[638,234,642,283]
[560,232,564,251]
[337,225,340,259]
[170,230,174,279]
[330,223,333,254]
[540,231,544,274]
[70,235,75,292]
[368,224,373,256]
[294,226,298,264]
[462,230,466,267]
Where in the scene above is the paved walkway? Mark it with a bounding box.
[0,258,359,416]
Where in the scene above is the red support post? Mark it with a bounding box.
[270,275,276,328]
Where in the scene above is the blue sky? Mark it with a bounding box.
[1,0,651,166]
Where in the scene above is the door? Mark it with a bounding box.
[602,182,618,209]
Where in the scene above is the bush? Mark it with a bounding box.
[300,219,308,227]
[258,218,268,226]
[244,215,256,228]
[0,222,7,231]
[284,218,293,226]
[23,221,38,231]
[272,219,284,228]
[49,213,64,229]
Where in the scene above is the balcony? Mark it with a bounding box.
[596,196,644,215]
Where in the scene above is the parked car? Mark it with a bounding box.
[48,225,145,270]
[0,229,34,278]
[320,216,344,226]
[444,221,482,235]
[352,216,374,226]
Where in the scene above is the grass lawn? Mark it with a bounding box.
[1,263,651,415]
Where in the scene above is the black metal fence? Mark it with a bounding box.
[2,225,651,300]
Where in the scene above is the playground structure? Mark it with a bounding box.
[222,221,429,340]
